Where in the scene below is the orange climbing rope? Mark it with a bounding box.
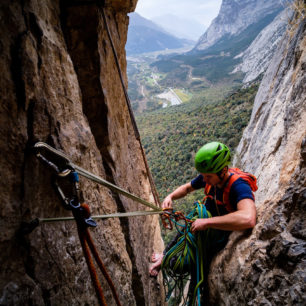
[77,204,122,306]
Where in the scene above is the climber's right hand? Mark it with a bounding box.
[162,195,173,210]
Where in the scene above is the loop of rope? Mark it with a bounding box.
[161,202,212,306]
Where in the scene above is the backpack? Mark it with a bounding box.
[204,167,258,213]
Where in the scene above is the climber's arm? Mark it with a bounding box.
[162,182,195,209]
[190,198,256,232]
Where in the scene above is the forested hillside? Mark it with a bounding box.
[128,1,288,246]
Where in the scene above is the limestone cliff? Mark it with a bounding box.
[0,0,164,305]
[209,13,306,306]
[194,0,283,51]
[232,8,292,83]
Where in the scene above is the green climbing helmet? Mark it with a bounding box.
[194,141,231,173]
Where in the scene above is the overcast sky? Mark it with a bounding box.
[135,0,222,28]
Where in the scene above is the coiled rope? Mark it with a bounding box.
[161,202,212,306]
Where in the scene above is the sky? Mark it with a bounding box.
[135,0,222,29]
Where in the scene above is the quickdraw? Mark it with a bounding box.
[32,143,121,306]
[34,142,162,211]
[20,142,178,305]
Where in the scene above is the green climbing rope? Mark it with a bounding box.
[161,201,213,306]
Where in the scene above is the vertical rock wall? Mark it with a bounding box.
[209,16,306,306]
[0,0,164,305]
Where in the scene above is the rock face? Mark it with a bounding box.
[194,0,283,51]
[0,0,164,305]
[209,15,306,306]
[232,8,291,83]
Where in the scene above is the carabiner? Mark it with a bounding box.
[161,209,173,230]
[34,142,72,176]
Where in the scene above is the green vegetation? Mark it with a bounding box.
[136,84,259,243]
[127,55,244,115]
[126,12,269,244]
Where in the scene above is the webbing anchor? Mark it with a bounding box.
[32,143,121,305]
[20,146,97,235]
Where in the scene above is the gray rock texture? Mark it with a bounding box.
[0,0,164,305]
[194,0,283,51]
[232,8,292,83]
[209,15,306,306]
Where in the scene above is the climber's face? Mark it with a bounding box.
[201,173,221,186]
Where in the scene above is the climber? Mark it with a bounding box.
[149,141,257,301]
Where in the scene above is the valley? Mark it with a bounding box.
[127,50,241,114]
[126,0,289,245]
[127,49,260,244]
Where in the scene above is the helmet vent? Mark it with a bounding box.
[217,144,222,151]
[211,152,221,163]
[224,151,230,161]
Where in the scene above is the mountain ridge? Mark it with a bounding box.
[194,0,284,51]
[232,8,292,83]
[126,13,193,55]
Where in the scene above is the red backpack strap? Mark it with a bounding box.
[222,173,239,212]
[203,184,223,211]
[204,184,211,196]
[203,184,212,203]
[229,168,258,191]
[223,168,258,211]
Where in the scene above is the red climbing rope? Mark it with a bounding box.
[77,226,107,306]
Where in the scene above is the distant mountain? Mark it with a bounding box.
[149,0,289,86]
[126,13,191,55]
[194,0,284,51]
[128,12,168,34]
[152,14,205,40]
[232,8,292,83]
